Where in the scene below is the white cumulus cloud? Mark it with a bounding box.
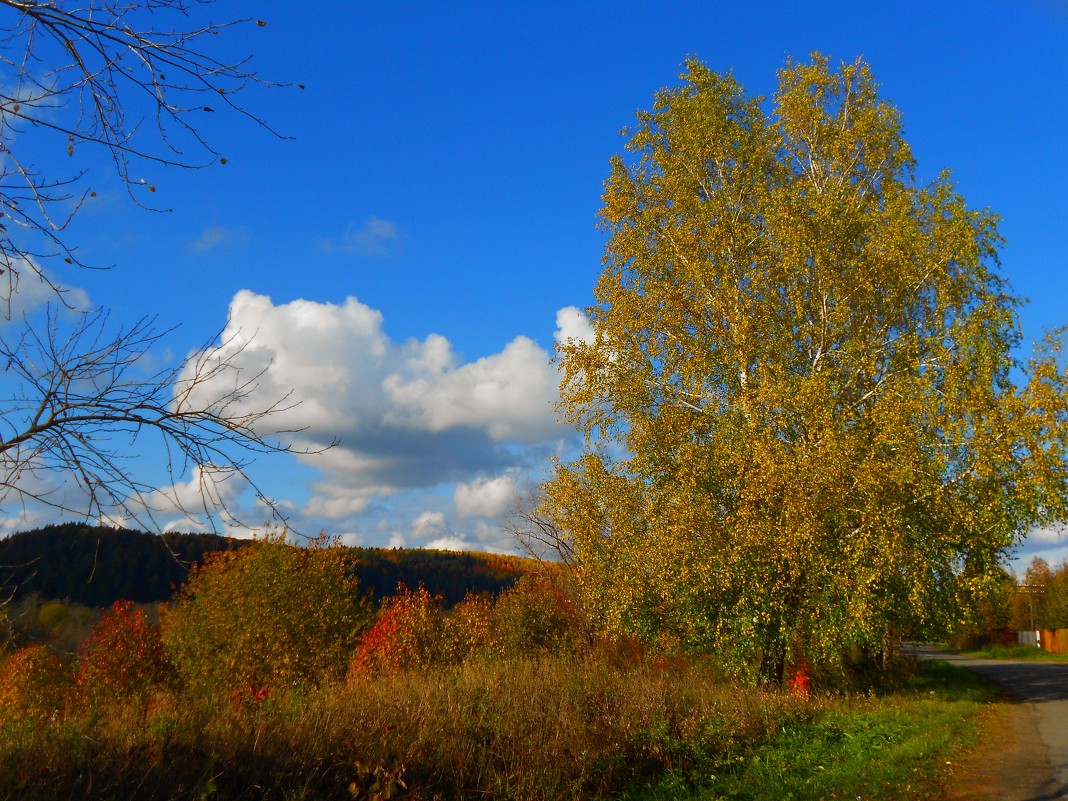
[0,259,91,320]
[176,290,576,543]
[1027,526,1068,546]
[554,306,595,346]
[382,335,559,442]
[454,474,517,518]
[412,510,446,539]
[426,535,474,552]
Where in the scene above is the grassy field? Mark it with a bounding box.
[0,557,1001,800]
[0,652,996,801]
[957,643,1068,662]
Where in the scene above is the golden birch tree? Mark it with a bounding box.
[546,55,1068,682]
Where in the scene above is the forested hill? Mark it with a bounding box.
[346,546,532,605]
[0,524,533,608]
[0,524,239,607]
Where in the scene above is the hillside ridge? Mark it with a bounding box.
[0,523,532,608]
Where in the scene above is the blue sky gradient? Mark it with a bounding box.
[4,1,1067,571]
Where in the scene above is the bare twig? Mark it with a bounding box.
[0,308,333,534]
[0,0,286,305]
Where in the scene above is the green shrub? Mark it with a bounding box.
[161,531,371,697]
[491,574,587,656]
[37,602,70,631]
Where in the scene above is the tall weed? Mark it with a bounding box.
[0,649,805,800]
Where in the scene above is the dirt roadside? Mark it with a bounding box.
[913,647,1068,800]
[941,697,1062,801]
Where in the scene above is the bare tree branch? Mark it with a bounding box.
[0,0,287,303]
[0,2,320,550]
[504,485,578,568]
[0,308,333,534]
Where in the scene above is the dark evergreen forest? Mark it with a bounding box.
[0,524,530,608]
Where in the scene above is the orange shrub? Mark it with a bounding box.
[348,584,444,677]
[441,592,501,661]
[0,644,72,722]
[348,575,588,680]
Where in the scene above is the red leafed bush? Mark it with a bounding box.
[786,661,812,700]
[348,585,444,677]
[76,600,173,707]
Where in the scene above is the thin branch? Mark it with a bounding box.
[0,0,290,300]
[0,307,333,536]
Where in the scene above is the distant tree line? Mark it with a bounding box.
[0,524,239,607]
[1011,558,1068,632]
[0,524,529,608]
[348,546,533,606]
[952,557,1068,648]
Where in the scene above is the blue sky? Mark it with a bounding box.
[3,1,1068,571]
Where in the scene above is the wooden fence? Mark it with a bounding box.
[1040,629,1068,654]
[1018,629,1068,653]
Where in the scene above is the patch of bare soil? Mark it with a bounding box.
[941,699,1060,801]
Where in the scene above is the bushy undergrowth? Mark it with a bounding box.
[0,537,993,800]
[1,597,100,654]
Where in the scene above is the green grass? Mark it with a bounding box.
[958,644,1068,661]
[624,660,998,801]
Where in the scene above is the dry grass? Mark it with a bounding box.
[0,651,809,801]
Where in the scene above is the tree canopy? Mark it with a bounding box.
[546,54,1068,682]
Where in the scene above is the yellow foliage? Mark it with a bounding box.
[0,645,72,722]
[547,54,1068,682]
